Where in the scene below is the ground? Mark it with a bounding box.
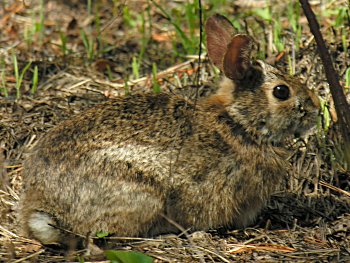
[0,0,349,262]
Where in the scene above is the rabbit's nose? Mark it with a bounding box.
[294,131,301,138]
[298,104,306,116]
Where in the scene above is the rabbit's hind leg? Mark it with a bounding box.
[20,181,166,246]
[75,181,166,238]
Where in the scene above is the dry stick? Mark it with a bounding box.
[299,0,350,167]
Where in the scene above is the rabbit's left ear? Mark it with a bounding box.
[223,34,253,81]
[205,14,235,72]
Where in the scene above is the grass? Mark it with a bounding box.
[12,53,32,99]
[152,62,161,93]
[152,1,195,55]
[37,0,45,45]
[131,4,152,80]
[317,97,331,134]
[31,65,39,94]
[131,56,140,80]
[345,67,350,92]
[59,31,69,56]
[22,0,45,49]
[80,29,96,61]
[0,57,7,97]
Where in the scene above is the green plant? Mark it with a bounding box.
[287,1,302,51]
[152,62,160,93]
[77,255,85,263]
[93,1,105,56]
[12,54,32,99]
[253,4,285,53]
[254,6,272,21]
[80,29,95,61]
[273,19,284,52]
[105,250,153,263]
[31,65,39,94]
[0,57,7,97]
[23,24,35,48]
[334,7,348,28]
[59,31,68,56]
[152,0,198,55]
[106,64,113,81]
[23,0,45,48]
[36,0,45,45]
[317,97,331,135]
[341,33,347,55]
[128,4,152,80]
[96,231,109,238]
[131,56,140,79]
[122,6,137,28]
[185,0,196,43]
[345,67,350,92]
[87,0,92,16]
[79,1,113,61]
[31,66,39,94]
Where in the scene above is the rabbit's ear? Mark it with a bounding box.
[223,34,253,80]
[205,14,235,71]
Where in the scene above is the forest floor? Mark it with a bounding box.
[0,0,349,262]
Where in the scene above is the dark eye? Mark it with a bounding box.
[273,85,290,100]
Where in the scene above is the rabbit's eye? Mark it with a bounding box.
[273,85,290,100]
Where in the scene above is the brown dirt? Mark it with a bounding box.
[0,0,349,262]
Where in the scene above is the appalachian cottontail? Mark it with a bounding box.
[19,14,319,245]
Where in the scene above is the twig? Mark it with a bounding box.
[102,236,164,242]
[195,0,203,89]
[160,213,205,263]
[228,243,295,254]
[195,246,231,263]
[11,249,45,263]
[0,225,20,239]
[319,180,350,197]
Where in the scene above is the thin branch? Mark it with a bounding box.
[196,0,203,87]
[194,0,203,107]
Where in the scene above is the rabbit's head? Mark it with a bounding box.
[206,14,320,145]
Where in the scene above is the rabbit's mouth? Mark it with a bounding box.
[295,119,317,137]
[283,123,316,148]
[266,123,316,148]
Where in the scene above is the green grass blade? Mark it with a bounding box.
[31,65,39,94]
[1,58,8,97]
[345,67,350,91]
[152,62,160,93]
[151,0,194,54]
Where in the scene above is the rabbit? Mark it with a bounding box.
[18,14,320,246]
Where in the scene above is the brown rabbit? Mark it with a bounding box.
[18,14,319,245]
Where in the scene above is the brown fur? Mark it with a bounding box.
[18,15,319,245]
